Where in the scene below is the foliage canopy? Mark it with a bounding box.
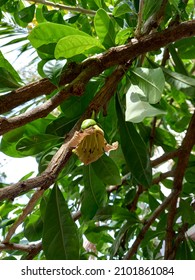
[0,0,195,260]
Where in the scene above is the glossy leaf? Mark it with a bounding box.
[42,185,80,260]
[55,34,105,59]
[163,67,195,97]
[125,84,166,123]
[142,0,163,20]
[94,8,115,48]
[113,3,132,17]
[18,4,35,23]
[168,44,189,76]
[185,167,195,183]
[41,59,67,86]
[94,205,139,223]
[0,51,22,92]
[81,165,107,220]
[24,213,43,242]
[179,199,195,225]
[117,96,152,187]
[174,37,195,59]
[91,154,121,185]
[15,134,61,156]
[28,22,91,50]
[130,68,165,104]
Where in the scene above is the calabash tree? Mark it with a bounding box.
[0,0,195,260]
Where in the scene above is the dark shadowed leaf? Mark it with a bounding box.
[91,154,121,185]
[42,185,80,260]
[116,95,152,187]
[81,165,107,220]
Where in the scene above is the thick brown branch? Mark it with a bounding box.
[151,149,179,167]
[0,66,126,202]
[0,63,83,115]
[1,20,195,118]
[165,111,195,259]
[0,242,42,254]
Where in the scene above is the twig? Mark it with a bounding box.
[165,111,195,259]
[2,188,45,244]
[152,170,175,185]
[26,0,106,16]
[151,149,179,167]
[134,0,144,38]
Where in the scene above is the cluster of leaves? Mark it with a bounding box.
[0,0,195,260]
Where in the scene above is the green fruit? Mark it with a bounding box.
[81,119,97,130]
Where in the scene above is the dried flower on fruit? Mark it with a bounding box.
[71,119,118,165]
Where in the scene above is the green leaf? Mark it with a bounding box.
[94,205,139,223]
[115,28,132,45]
[113,3,132,17]
[130,68,165,104]
[94,8,115,48]
[60,79,99,119]
[179,199,195,225]
[24,213,43,242]
[81,165,107,220]
[110,221,133,258]
[185,167,195,183]
[28,22,91,50]
[91,154,121,185]
[42,185,80,260]
[125,84,166,123]
[163,67,195,97]
[40,59,67,86]
[148,193,160,212]
[0,0,8,7]
[55,35,105,59]
[154,127,177,151]
[142,0,163,20]
[0,51,22,92]
[116,95,152,187]
[168,45,189,76]
[174,37,195,59]
[18,4,35,23]
[15,134,60,156]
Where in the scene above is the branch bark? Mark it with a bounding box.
[165,111,195,259]
[1,20,195,129]
[0,66,126,202]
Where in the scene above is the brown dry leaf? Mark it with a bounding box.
[71,125,118,165]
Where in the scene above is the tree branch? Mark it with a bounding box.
[0,242,42,254]
[0,63,83,115]
[1,20,195,120]
[151,149,179,167]
[165,111,195,259]
[0,66,126,202]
